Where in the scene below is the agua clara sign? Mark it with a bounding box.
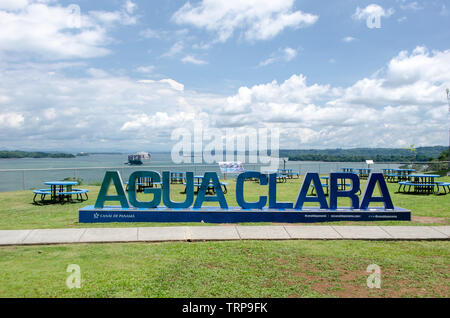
[78,171,411,223]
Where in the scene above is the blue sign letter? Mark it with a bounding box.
[128,171,161,208]
[162,171,194,208]
[269,173,293,209]
[329,173,360,209]
[94,171,129,208]
[294,173,328,209]
[236,171,267,209]
[360,173,394,209]
[194,172,228,209]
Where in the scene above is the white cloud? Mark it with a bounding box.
[124,0,136,14]
[137,79,185,91]
[398,1,423,11]
[121,111,197,131]
[0,46,448,150]
[159,79,185,91]
[259,47,298,67]
[283,47,297,61]
[342,36,357,43]
[86,68,109,78]
[0,0,29,11]
[162,41,184,57]
[0,112,24,128]
[353,4,395,21]
[172,0,318,43]
[140,28,161,39]
[0,0,138,59]
[135,65,155,73]
[181,55,208,65]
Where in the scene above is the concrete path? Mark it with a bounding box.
[0,225,448,246]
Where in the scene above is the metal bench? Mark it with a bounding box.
[310,183,359,195]
[291,170,300,179]
[398,181,437,194]
[57,189,89,202]
[33,189,52,203]
[184,182,228,195]
[436,182,450,194]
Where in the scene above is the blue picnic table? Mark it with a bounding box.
[33,181,89,204]
[261,171,288,183]
[278,169,300,179]
[357,168,372,179]
[170,172,185,184]
[310,176,361,195]
[124,176,156,192]
[185,176,228,194]
[383,168,416,182]
[397,174,442,194]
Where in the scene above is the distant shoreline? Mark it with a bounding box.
[0,151,75,159]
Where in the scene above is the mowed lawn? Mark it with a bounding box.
[0,177,448,298]
[0,176,449,230]
[0,240,448,298]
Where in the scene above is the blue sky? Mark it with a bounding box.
[0,0,449,152]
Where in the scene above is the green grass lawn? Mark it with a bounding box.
[0,177,448,298]
[0,240,448,297]
[0,176,448,230]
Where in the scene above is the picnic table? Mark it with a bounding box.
[261,171,287,183]
[357,168,372,180]
[184,176,228,195]
[310,176,361,195]
[277,169,300,179]
[397,174,442,194]
[170,172,185,184]
[33,181,89,204]
[384,168,415,183]
[125,177,156,192]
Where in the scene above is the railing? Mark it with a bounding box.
[0,161,448,192]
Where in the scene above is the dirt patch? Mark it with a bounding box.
[412,216,449,224]
[274,256,449,298]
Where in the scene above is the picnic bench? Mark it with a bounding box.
[397,174,441,195]
[33,181,89,204]
[278,169,300,179]
[436,182,450,194]
[184,181,228,195]
[261,171,288,183]
[125,177,157,192]
[170,172,185,184]
[384,168,415,183]
[310,176,361,196]
[357,168,372,180]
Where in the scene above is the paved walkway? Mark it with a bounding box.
[0,226,449,246]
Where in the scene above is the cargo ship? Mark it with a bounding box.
[125,152,151,165]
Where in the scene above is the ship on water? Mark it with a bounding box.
[125,152,151,165]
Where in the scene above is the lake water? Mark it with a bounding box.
[0,153,401,192]
[0,153,172,169]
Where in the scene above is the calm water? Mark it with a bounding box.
[0,153,173,170]
[0,154,401,192]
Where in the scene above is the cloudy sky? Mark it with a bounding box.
[0,0,449,152]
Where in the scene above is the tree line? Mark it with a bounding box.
[280,146,447,162]
[0,151,75,159]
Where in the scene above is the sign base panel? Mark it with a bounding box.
[79,206,411,223]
